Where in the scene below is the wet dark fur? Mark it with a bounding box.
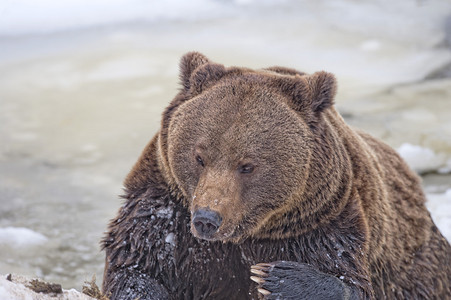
[102,52,451,299]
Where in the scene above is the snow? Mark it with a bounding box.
[426,189,451,242]
[397,143,451,174]
[1,0,450,52]
[0,0,232,36]
[165,233,175,246]
[0,284,30,300]
[396,144,451,242]
[0,274,94,300]
[359,39,382,52]
[156,207,173,219]
[0,227,47,248]
[86,57,159,81]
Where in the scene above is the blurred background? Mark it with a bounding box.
[0,0,450,290]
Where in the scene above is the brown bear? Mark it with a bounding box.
[101,52,451,299]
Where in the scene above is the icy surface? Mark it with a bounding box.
[0,227,48,247]
[0,0,231,36]
[165,233,176,247]
[398,144,451,174]
[0,274,94,300]
[426,189,451,242]
[0,0,450,290]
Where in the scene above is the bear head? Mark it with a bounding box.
[157,52,347,243]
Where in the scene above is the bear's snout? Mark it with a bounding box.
[192,208,222,239]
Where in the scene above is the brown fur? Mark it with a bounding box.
[102,52,451,299]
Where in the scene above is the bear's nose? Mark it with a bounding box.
[192,208,222,238]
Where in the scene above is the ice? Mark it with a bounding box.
[86,57,160,81]
[1,0,449,43]
[397,143,449,174]
[10,132,38,141]
[0,274,93,300]
[0,227,47,248]
[426,189,451,242]
[0,285,22,300]
[0,0,231,36]
[360,39,381,52]
[0,276,32,300]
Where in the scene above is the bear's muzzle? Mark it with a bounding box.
[192,208,222,239]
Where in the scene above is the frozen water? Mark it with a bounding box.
[0,274,93,300]
[0,227,47,247]
[0,0,232,36]
[398,144,450,175]
[426,189,451,242]
[0,285,23,300]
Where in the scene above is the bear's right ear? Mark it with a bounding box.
[179,52,227,93]
[302,71,337,113]
[277,71,337,114]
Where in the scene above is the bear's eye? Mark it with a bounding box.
[196,155,205,167]
[239,164,254,174]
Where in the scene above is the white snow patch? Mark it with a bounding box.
[0,274,94,300]
[360,39,381,52]
[86,57,159,81]
[0,285,18,300]
[427,189,451,243]
[0,227,47,247]
[10,132,39,141]
[397,143,449,174]
[80,144,98,152]
[156,207,173,218]
[0,0,231,36]
[0,277,32,300]
[165,233,175,246]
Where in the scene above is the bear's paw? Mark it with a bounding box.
[250,261,356,300]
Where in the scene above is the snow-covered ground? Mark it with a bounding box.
[0,274,94,300]
[0,0,450,291]
[0,227,48,248]
[398,143,451,175]
[426,190,451,240]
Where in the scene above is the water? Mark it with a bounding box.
[0,0,450,290]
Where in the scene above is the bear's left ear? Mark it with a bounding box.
[310,71,337,112]
[300,71,337,113]
[279,71,337,114]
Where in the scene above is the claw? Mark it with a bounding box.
[251,263,271,271]
[256,263,274,267]
[258,288,271,295]
[250,276,265,284]
[250,268,267,276]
